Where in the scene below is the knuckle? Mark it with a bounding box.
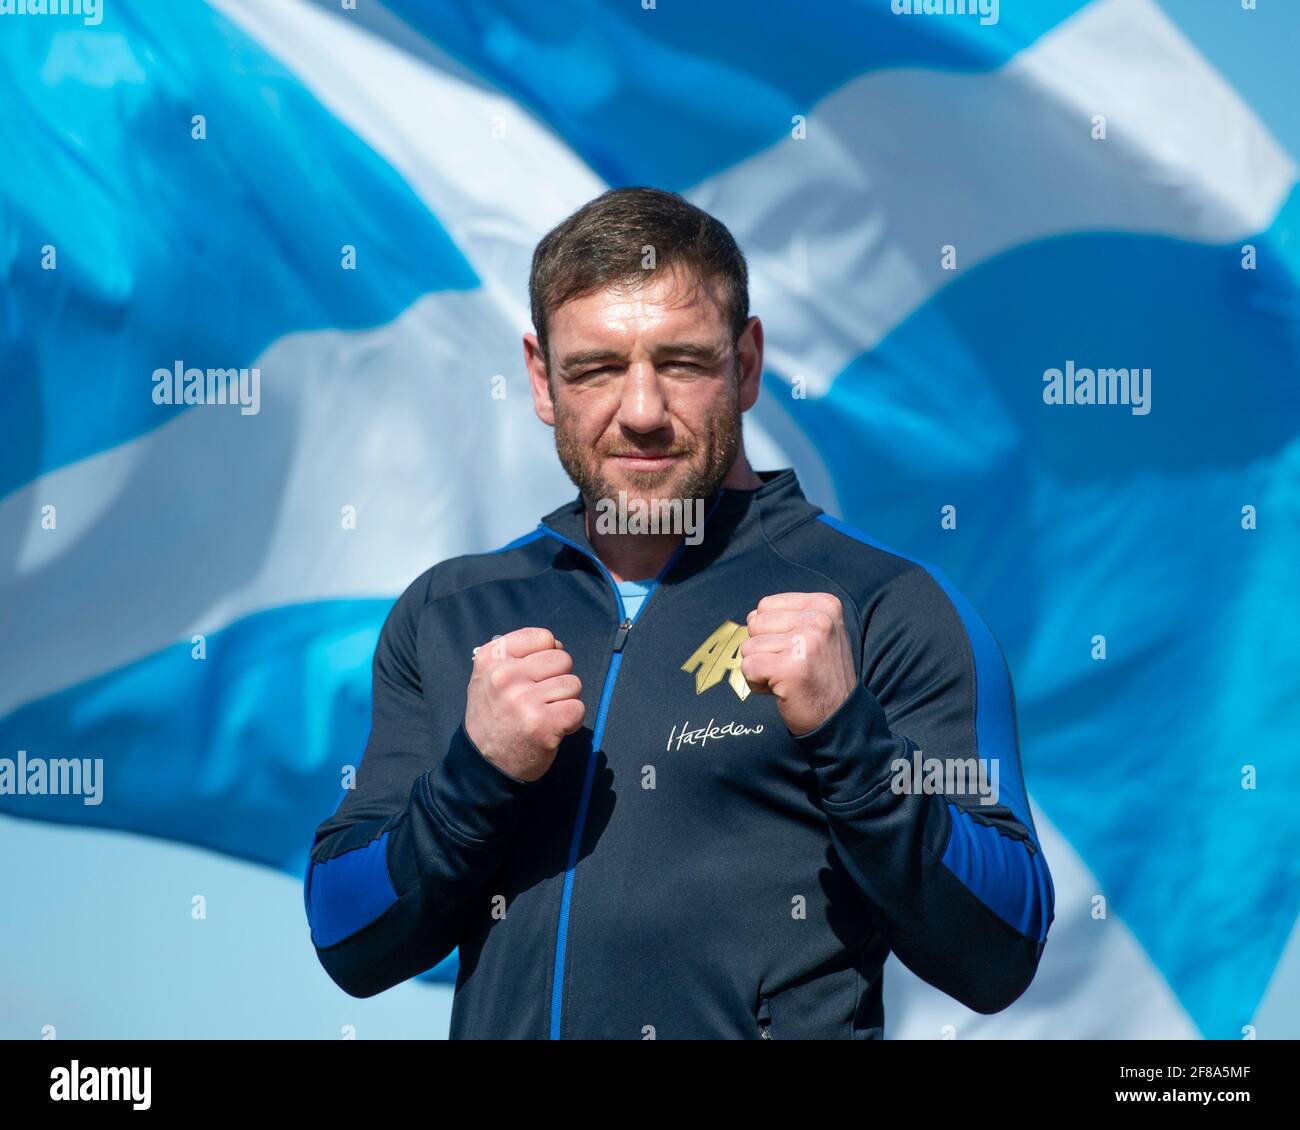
[526,626,555,651]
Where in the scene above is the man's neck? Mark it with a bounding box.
[584,456,763,583]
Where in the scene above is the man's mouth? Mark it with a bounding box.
[607,451,682,471]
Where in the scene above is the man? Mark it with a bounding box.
[304,187,1054,1039]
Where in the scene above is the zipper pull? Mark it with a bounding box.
[612,617,633,652]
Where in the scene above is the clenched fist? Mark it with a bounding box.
[740,592,857,736]
[465,627,585,782]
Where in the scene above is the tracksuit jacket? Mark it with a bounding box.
[304,468,1055,1039]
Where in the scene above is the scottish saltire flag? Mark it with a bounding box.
[2,0,1297,1039]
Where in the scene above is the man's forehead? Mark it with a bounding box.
[550,273,727,346]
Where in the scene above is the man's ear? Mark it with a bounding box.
[523,332,556,426]
[736,316,764,413]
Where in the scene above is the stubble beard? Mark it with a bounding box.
[552,383,742,516]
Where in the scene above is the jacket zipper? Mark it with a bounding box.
[537,527,671,1039]
[538,495,723,1038]
[612,617,633,652]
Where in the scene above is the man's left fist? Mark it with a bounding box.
[740,592,857,736]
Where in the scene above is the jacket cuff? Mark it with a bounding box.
[790,680,901,806]
[421,722,533,843]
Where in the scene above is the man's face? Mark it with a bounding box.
[525,268,760,511]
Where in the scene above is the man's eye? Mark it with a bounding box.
[664,362,703,372]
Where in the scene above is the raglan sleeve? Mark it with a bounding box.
[303,569,534,998]
[791,563,1055,1014]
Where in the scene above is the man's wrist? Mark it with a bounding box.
[789,681,900,805]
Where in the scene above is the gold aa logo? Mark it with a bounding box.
[681,620,751,701]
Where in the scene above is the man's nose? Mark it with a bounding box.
[616,363,671,433]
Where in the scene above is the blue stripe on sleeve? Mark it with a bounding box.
[816,514,1052,940]
[306,833,398,948]
[816,514,1034,830]
[943,805,1053,942]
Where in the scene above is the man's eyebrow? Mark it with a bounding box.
[558,342,727,370]
[654,341,727,362]
[558,348,627,370]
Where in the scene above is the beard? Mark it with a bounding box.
[552,382,742,514]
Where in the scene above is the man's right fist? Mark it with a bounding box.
[464,627,585,782]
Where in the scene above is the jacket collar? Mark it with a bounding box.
[536,468,821,580]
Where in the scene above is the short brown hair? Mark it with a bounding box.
[528,187,750,371]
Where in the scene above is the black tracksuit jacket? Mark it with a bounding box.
[304,468,1055,1038]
